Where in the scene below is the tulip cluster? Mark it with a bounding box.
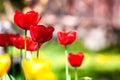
[0,9,85,80]
[57,30,84,80]
[0,10,55,80]
[14,10,54,57]
[13,10,55,80]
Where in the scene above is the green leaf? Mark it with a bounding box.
[2,74,15,80]
[80,76,92,80]
[9,75,15,80]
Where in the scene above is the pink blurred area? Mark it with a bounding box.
[0,0,120,51]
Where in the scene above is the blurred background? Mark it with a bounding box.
[0,0,120,80]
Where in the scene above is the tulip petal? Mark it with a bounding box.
[14,10,41,30]
[68,52,84,67]
[0,54,11,77]
[22,58,55,80]
[14,10,26,29]
[11,35,39,51]
[30,25,54,43]
[57,30,76,46]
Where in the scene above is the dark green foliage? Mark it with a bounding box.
[0,0,5,13]
[10,0,25,10]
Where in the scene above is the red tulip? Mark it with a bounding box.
[11,35,40,51]
[10,35,24,49]
[0,34,18,46]
[68,52,84,67]
[26,37,41,51]
[57,30,76,46]
[30,25,54,43]
[14,10,42,30]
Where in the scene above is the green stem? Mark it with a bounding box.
[65,46,69,80]
[9,75,12,80]
[24,30,27,58]
[20,49,22,64]
[31,51,32,57]
[20,49,25,80]
[11,47,15,77]
[36,43,40,58]
[4,46,8,53]
[75,67,78,80]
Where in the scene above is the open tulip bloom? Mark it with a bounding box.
[68,52,84,80]
[30,25,54,43]
[14,10,42,30]
[57,30,76,46]
[30,25,54,57]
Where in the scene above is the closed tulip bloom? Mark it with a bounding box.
[0,34,18,46]
[10,35,24,49]
[57,30,76,46]
[22,58,55,80]
[26,37,41,51]
[30,25,54,43]
[10,35,40,51]
[68,52,84,67]
[0,54,11,77]
[14,10,42,30]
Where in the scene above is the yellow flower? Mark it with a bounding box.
[22,58,56,80]
[0,54,11,77]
